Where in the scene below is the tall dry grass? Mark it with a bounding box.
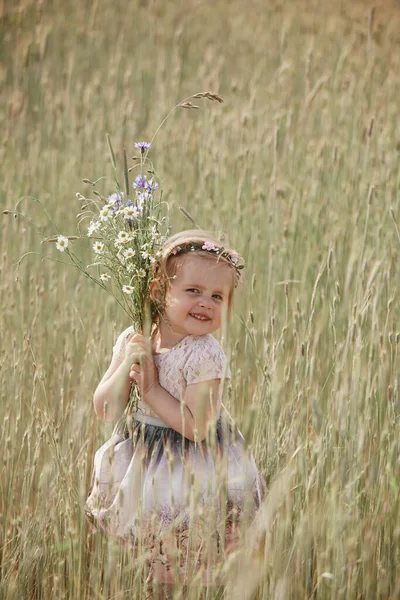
[1,0,400,598]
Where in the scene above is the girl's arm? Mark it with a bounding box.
[93,332,143,421]
[142,379,221,442]
[93,356,132,421]
[129,333,221,441]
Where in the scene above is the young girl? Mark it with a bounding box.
[86,230,265,583]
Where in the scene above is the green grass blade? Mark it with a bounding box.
[106,133,117,171]
[123,148,130,196]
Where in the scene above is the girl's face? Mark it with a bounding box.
[159,254,233,342]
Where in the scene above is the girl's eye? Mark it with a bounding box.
[187,288,199,294]
[212,294,223,301]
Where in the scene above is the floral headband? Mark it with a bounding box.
[169,241,244,275]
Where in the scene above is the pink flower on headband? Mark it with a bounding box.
[170,245,181,255]
[230,251,239,264]
[202,242,217,251]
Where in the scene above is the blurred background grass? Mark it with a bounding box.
[1,0,400,598]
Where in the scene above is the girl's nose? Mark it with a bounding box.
[199,297,212,309]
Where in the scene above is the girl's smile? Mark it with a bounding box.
[154,254,234,349]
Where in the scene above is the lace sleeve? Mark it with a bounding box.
[112,326,134,361]
[184,335,231,385]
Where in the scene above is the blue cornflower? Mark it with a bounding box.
[133,174,147,189]
[145,179,159,193]
[134,141,151,153]
[108,192,125,204]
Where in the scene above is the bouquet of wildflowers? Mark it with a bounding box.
[4,92,223,333]
[65,138,168,333]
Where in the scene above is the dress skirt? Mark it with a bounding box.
[86,412,265,583]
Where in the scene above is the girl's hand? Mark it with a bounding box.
[124,332,147,363]
[126,334,158,396]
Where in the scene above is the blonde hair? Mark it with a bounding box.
[152,229,243,313]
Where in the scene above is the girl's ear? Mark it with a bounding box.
[150,279,161,303]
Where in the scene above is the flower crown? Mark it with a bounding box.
[169,241,244,275]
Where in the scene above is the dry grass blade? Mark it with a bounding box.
[192,92,224,103]
[179,102,200,109]
[390,207,400,245]
[225,466,296,599]
[44,236,79,243]
[304,74,330,110]
[179,206,199,226]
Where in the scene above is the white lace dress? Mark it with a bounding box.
[86,327,265,579]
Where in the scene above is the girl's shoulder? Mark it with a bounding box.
[182,334,230,383]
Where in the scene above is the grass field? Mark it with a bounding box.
[1,0,400,598]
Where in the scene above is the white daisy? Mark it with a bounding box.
[100,273,111,282]
[56,235,69,252]
[123,247,135,259]
[117,231,130,243]
[122,285,134,294]
[99,206,112,221]
[93,241,104,254]
[137,268,146,278]
[87,221,100,237]
[114,239,124,248]
[123,205,139,220]
[141,250,149,260]
[126,263,135,272]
